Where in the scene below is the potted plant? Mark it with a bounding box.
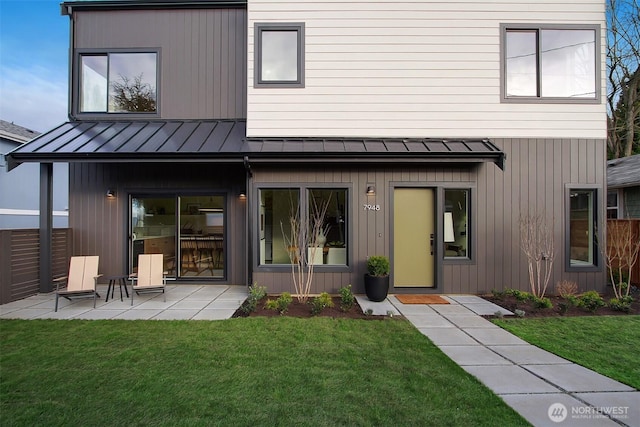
[364,255,390,302]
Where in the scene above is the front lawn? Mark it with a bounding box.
[1,318,529,426]
[493,316,640,389]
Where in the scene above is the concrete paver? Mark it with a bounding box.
[524,363,636,393]
[488,344,571,365]
[462,365,560,394]
[438,345,513,366]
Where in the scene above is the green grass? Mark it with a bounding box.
[493,316,640,389]
[1,318,529,427]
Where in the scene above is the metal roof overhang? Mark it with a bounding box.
[6,120,505,171]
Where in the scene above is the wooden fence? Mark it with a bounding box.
[606,219,640,286]
[0,228,73,304]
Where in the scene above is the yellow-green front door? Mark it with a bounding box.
[393,188,435,287]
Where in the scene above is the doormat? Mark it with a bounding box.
[395,295,450,304]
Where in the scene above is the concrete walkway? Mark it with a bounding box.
[358,294,640,427]
[3,289,638,426]
[0,284,247,320]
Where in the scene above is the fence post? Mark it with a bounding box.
[0,231,11,304]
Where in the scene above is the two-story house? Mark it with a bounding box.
[7,0,607,295]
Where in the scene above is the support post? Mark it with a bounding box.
[39,163,53,293]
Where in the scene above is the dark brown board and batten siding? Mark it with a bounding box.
[68,163,246,284]
[72,8,247,119]
[253,138,606,295]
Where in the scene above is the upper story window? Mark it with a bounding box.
[501,25,599,102]
[79,51,158,114]
[254,23,305,88]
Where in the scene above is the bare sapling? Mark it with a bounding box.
[519,212,555,298]
[603,220,640,299]
[281,195,331,303]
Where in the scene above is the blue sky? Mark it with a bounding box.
[0,0,69,133]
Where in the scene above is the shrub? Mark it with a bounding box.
[577,291,606,313]
[265,292,293,314]
[556,280,578,297]
[505,289,531,302]
[558,302,569,315]
[514,309,526,318]
[532,296,553,309]
[241,283,267,314]
[609,296,634,313]
[339,285,355,311]
[491,289,505,299]
[367,256,390,277]
[310,292,334,315]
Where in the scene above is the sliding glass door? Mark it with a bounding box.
[131,196,177,276]
[130,194,226,279]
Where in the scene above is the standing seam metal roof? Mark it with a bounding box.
[6,120,505,170]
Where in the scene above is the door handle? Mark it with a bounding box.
[430,233,434,255]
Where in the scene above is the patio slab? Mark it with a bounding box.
[438,345,513,366]
[192,308,237,320]
[501,393,621,427]
[152,309,202,320]
[463,365,560,394]
[355,296,400,316]
[113,309,164,320]
[524,363,636,393]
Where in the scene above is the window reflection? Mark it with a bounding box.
[260,189,300,264]
[261,30,298,82]
[569,190,596,266]
[505,28,596,99]
[444,189,469,258]
[80,52,157,113]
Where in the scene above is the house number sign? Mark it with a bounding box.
[363,204,381,211]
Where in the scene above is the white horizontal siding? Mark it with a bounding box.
[247,0,606,139]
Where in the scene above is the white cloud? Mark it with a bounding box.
[0,65,68,133]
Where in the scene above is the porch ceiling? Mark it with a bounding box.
[6,119,505,170]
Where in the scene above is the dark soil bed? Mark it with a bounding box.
[482,292,640,318]
[232,296,388,320]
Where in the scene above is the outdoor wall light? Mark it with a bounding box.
[238,192,247,200]
[366,185,376,196]
[106,189,116,199]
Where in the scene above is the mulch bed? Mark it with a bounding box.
[232,296,388,319]
[482,292,640,318]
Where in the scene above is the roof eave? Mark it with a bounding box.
[61,0,246,15]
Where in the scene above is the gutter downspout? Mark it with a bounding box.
[243,156,253,287]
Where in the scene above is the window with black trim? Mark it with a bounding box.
[568,188,598,268]
[258,188,348,266]
[79,52,158,113]
[444,189,470,258]
[254,23,305,87]
[502,25,598,101]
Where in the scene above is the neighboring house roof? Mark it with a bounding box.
[607,154,640,189]
[0,120,41,144]
[6,120,505,170]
